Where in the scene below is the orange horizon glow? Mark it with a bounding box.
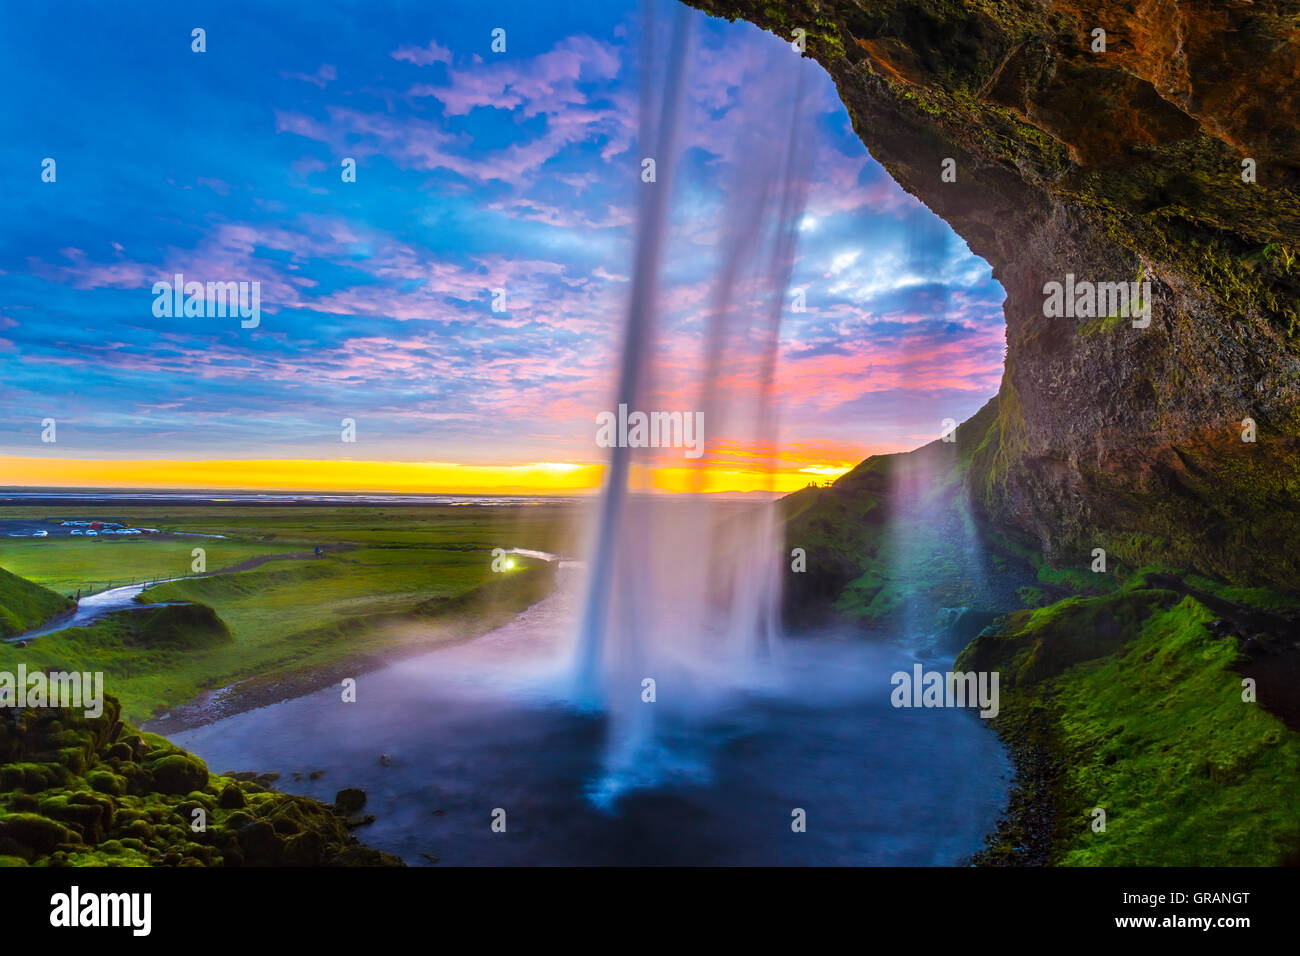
[0,454,872,496]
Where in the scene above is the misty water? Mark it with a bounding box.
[171,564,1011,865]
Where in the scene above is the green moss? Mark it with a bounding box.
[984,527,1122,596]
[1054,597,1300,864]
[0,694,404,867]
[1182,574,1300,614]
[146,754,209,795]
[1016,585,1045,607]
[968,586,1300,865]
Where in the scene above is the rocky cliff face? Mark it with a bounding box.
[689,0,1300,589]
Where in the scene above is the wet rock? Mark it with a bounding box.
[328,846,404,867]
[235,820,280,864]
[282,830,325,866]
[334,788,367,815]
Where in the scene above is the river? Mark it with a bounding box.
[4,581,183,644]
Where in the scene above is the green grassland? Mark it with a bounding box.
[0,502,579,595]
[0,505,578,723]
[0,566,73,638]
[959,579,1300,864]
[0,537,293,597]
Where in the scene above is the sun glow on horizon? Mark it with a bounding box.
[0,454,864,496]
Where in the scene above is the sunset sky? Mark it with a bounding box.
[0,0,1006,494]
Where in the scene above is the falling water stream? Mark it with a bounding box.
[569,3,828,808]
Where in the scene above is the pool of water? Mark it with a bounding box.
[171,570,1012,866]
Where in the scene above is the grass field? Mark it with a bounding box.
[0,537,295,597]
[0,503,581,595]
[0,566,73,637]
[0,504,581,722]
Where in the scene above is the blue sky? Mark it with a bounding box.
[0,0,1006,489]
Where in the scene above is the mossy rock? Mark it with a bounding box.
[105,742,135,762]
[217,783,247,809]
[2,692,403,866]
[118,763,154,795]
[147,754,209,795]
[328,846,405,867]
[282,830,326,866]
[0,762,57,793]
[235,820,281,864]
[37,793,111,844]
[0,813,77,860]
[6,793,39,812]
[223,810,254,830]
[123,818,154,842]
[87,769,126,796]
[55,746,89,776]
[334,788,367,815]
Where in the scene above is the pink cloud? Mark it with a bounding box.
[391,40,452,67]
[283,63,337,88]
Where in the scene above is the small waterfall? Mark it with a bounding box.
[887,209,993,647]
[573,3,815,806]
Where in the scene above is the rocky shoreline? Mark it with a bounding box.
[0,695,403,867]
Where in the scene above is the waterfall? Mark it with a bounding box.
[573,3,815,807]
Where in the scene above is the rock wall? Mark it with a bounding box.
[688,0,1300,587]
